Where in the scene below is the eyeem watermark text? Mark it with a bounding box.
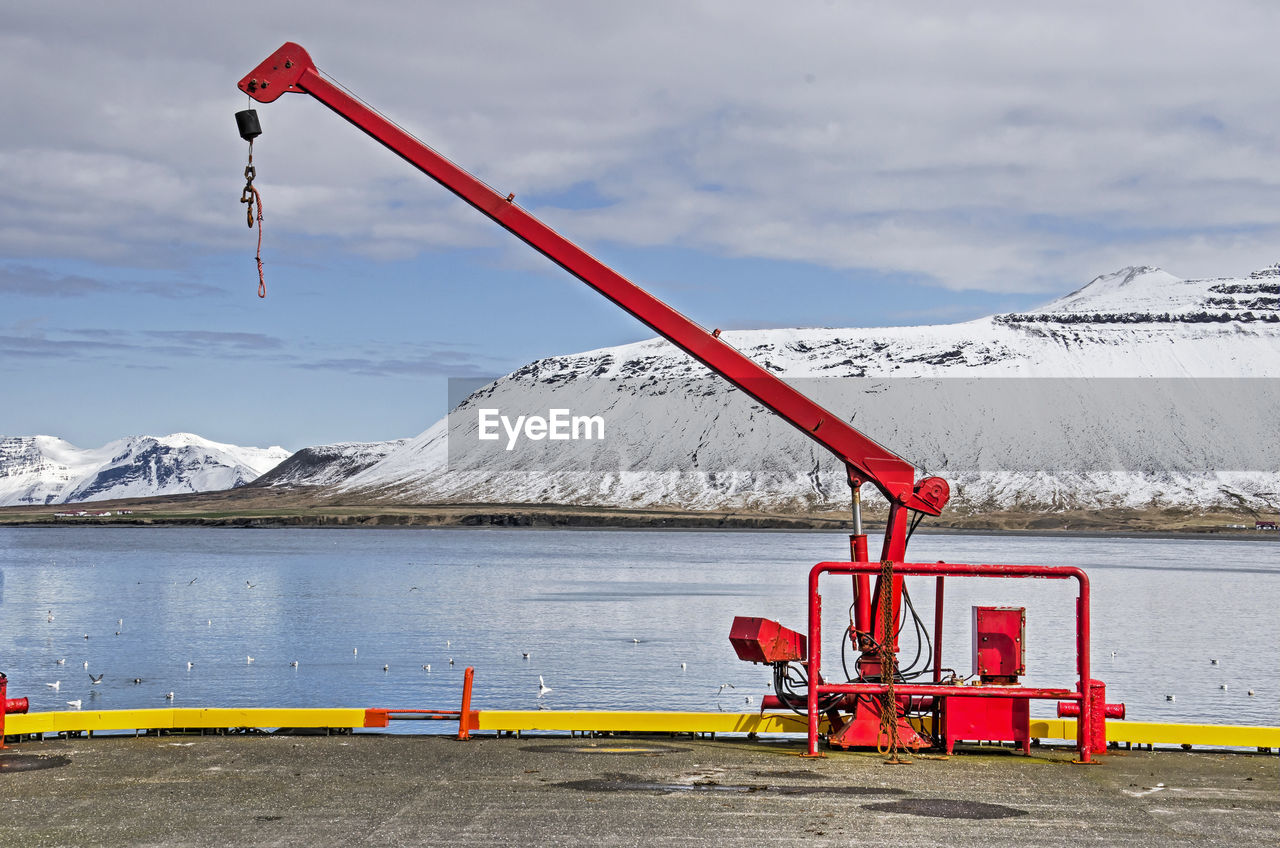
[477,408,606,450]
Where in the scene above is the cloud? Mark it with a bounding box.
[298,353,496,379]
[0,326,288,368]
[0,265,223,298]
[3,2,1280,292]
[140,330,284,352]
[0,266,106,296]
[0,324,499,377]
[296,338,504,378]
[0,332,136,359]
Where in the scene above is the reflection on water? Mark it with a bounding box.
[0,527,1275,729]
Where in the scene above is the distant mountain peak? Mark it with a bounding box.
[999,264,1280,326]
[1029,266,1184,314]
[0,433,291,507]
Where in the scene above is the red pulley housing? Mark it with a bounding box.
[729,616,807,664]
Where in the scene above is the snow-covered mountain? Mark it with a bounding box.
[0,433,290,506]
[245,439,407,489]
[312,265,1280,515]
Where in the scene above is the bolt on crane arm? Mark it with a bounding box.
[237,42,950,520]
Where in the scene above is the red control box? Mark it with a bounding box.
[972,606,1025,682]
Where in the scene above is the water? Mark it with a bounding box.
[0,527,1276,730]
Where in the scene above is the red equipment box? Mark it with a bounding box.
[944,695,1031,754]
[972,606,1025,682]
[729,616,806,664]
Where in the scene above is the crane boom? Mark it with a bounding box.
[237,43,950,546]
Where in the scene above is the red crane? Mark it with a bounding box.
[238,43,1113,760]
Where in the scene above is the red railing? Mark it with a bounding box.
[363,666,477,739]
[807,561,1095,761]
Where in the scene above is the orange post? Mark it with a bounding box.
[457,667,475,741]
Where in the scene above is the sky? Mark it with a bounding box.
[3,1,1279,451]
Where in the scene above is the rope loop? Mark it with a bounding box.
[239,141,266,298]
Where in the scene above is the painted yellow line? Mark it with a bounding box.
[1108,721,1279,748]
[7,708,1279,749]
[1030,718,1074,740]
[1032,718,1280,748]
[5,708,369,736]
[172,708,369,728]
[474,710,820,734]
[8,709,174,735]
[478,713,1280,748]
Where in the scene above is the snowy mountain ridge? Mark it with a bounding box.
[323,265,1280,515]
[0,433,290,506]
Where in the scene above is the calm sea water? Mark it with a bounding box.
[0,527,1276,730]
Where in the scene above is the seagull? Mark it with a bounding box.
[409,586,420,592]
[449,657,454,666]
[46,681,61,692]
[680,663,687,671]
[1220,684,1229,690]
[83,661,89,670]
[718,683,736,695]
[632,638,640,644]
[47,610,54,623]
[115,631,121,636]
[246,656,254,664]
[1166,694,1175,701]
[83,634,89,640]
[245,581,256,589]
[383,665,389,672]
[187,662,194,671]
[422,664,431,672]
[353,648,358,656]
[538,676,552,697]
[132,678,142,684]
[744,695,753,705]
[66,700,82,710]
[117,619,123,627]
[188,577,199,585]
[1248,690,1256,697]
[446,640,451,648]
[522,653,530,660]
[290,661,298,668]
[90,673,103,685]
[56,658,66,666]
[1210,659,1219,665]
[207,620,212,627]
[165,692,174,700]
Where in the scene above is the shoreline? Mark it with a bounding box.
[0,494,1274,540]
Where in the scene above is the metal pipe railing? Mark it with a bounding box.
[806,561,1093,761]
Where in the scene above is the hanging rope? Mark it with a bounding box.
[877,558,912,764]
[240,142,266,298]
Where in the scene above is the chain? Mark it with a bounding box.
[877,558,912,764]
[240,141,266,298]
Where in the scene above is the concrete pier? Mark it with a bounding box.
[1,734,1276,846]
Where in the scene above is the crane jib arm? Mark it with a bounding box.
[239,42,949,516]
